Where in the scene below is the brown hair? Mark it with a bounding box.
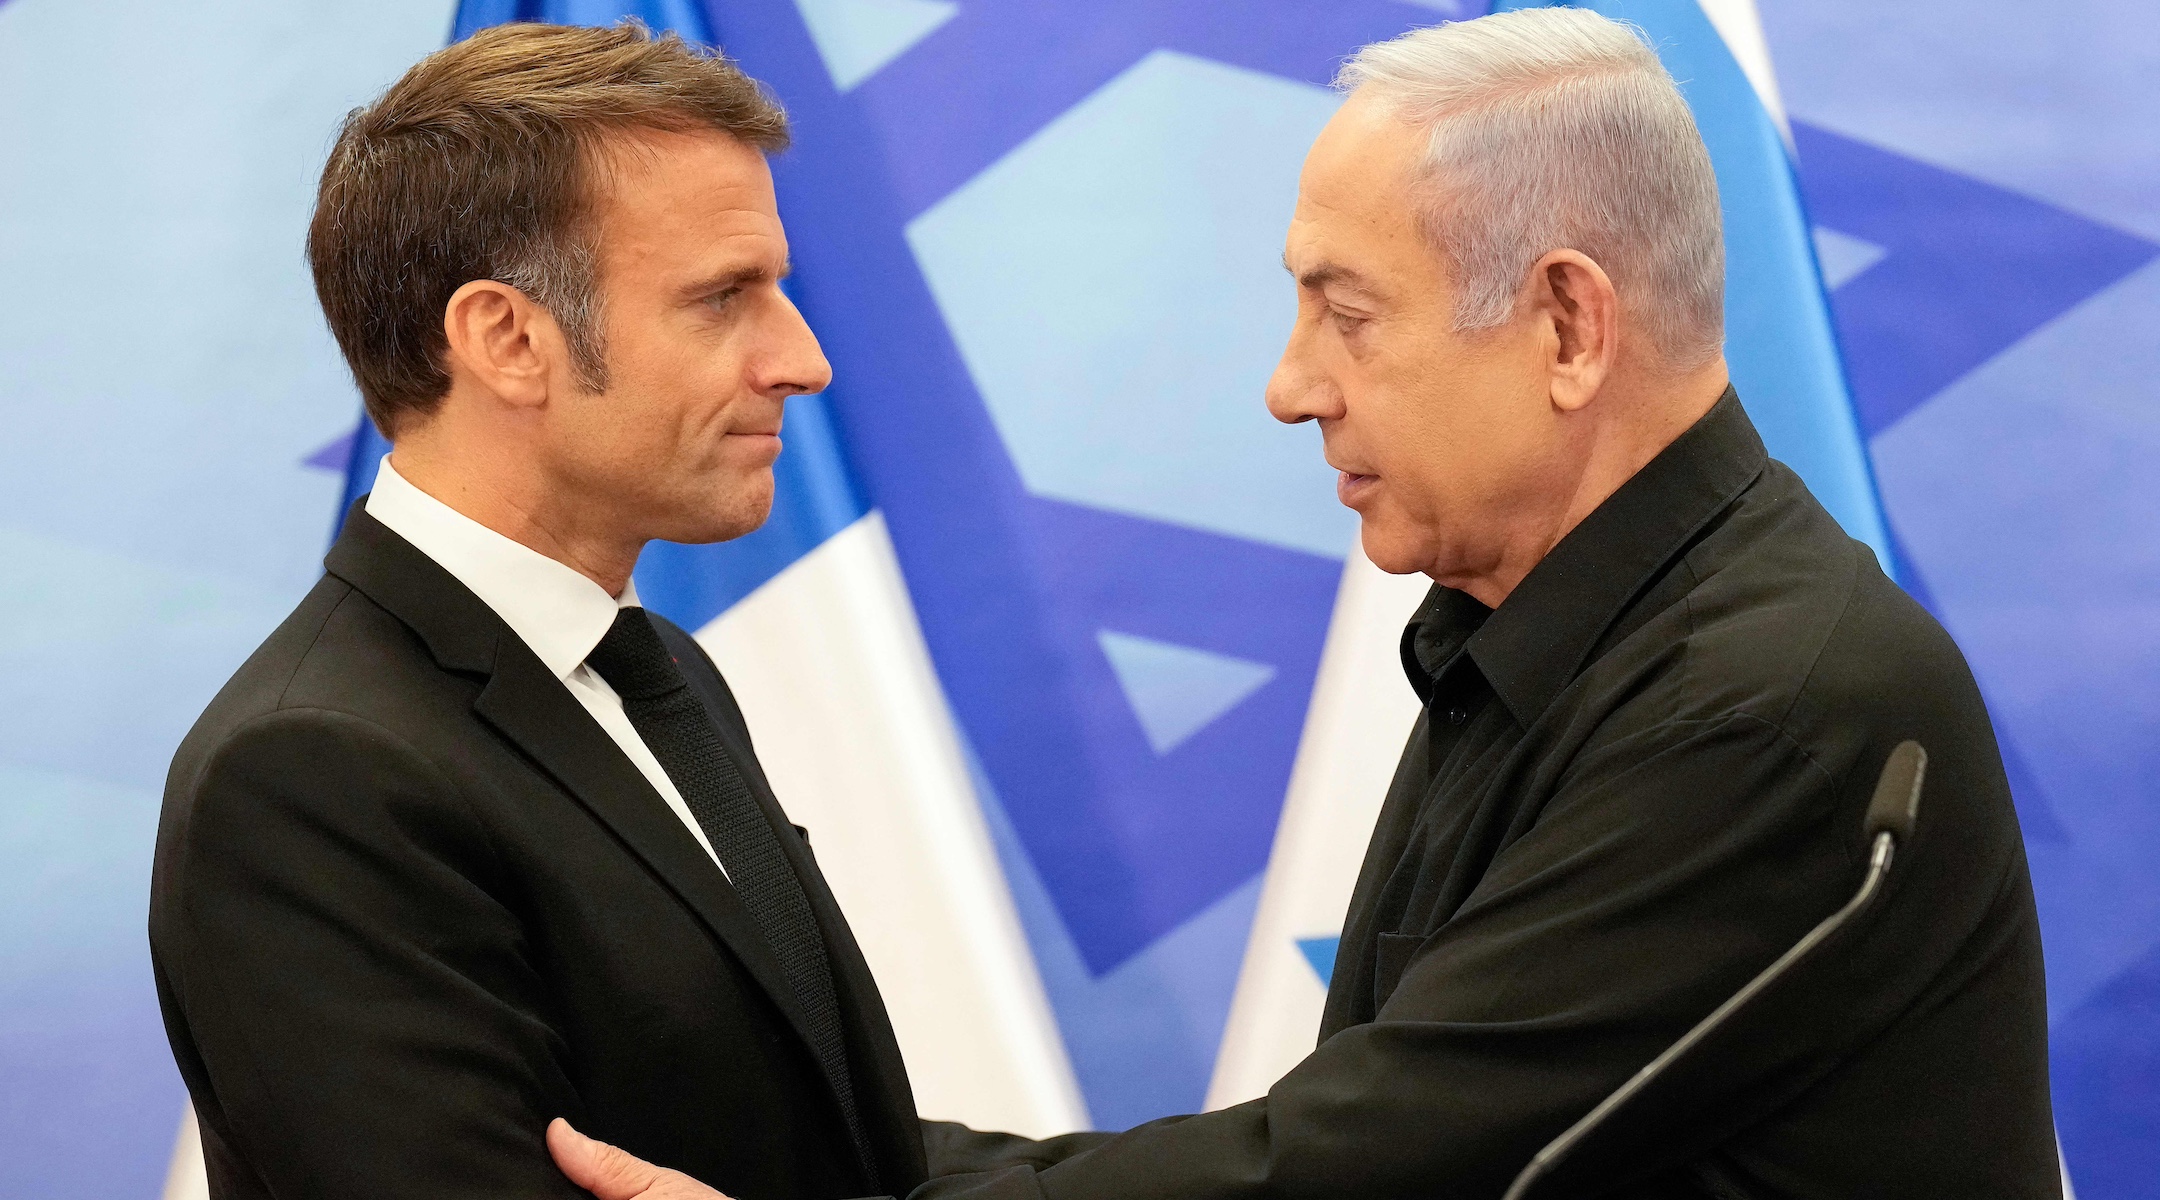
[307,21,789,437]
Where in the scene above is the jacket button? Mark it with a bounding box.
[1446,707,1468,725]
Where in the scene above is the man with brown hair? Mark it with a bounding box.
[150,22,923,1199]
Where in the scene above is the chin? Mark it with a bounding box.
[661,472,774,545]
[712,498,775,544]
[1359,519,1434,577]
[653,496,772,546]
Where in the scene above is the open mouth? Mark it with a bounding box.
[1336,470,1379,505]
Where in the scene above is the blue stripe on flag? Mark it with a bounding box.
[335,420,389,519]
[1296,936,1340,987]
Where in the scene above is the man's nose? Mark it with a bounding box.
[762,291,834,398]
[1265,329,1334,425]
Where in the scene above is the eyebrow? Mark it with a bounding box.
[678,258,793,302]
[1284,254,1379,297]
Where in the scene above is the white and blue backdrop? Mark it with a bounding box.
[1,1,2154,1198]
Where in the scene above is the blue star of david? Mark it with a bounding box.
[1795,121,2158,438]
[1793,119,2158,845]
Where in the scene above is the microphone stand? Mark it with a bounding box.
[1500,741,1928,1200]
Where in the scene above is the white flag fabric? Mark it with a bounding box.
[692,512,1087,1135]
[1208,550,1432,1108]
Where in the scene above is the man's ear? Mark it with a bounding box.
[1527,249,1618,413]
[441,279,563,410]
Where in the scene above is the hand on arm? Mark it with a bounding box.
[548,1120,733,1200]
[913,715,1872,1200]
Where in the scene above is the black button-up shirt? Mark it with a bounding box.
[921,391,2057,1200]
[1318,389,2055,1197]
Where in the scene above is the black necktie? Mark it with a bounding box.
[585,607,875,1182]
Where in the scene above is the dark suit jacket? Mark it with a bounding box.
[149,507,926,1200]
[918,394,2056,1199]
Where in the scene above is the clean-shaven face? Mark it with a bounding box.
[1266,93,1574,584]
[545,128,832,546]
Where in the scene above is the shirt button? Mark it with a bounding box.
[1446,706,1468,726]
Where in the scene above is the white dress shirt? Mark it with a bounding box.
[366,456,727,877]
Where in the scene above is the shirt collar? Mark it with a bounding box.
[1400,585,1491,707]
[363,456,640,681]
[1403,387,1767,725]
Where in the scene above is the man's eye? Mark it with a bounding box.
[1329,308,1367,332]
[706,286,743,310]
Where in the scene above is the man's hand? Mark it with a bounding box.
[547,1119,733,1200]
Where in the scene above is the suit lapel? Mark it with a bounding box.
[469,647,826,1055]
[324,508,827,1065]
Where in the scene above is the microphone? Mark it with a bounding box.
[1499,741,1929,1200]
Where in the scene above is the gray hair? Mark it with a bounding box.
[495,237,610,395]
[1337,8,1724,367]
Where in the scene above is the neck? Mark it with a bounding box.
[1449,357,1730,609]
[389,421,642,598]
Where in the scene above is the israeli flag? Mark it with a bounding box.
[1210,0,1896,1109]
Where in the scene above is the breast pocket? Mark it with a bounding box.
[1374,932,1426,1010]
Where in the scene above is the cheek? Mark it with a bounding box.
[1355,381,1456,497]
[1379,341,1538,481]
[618,352,734,450]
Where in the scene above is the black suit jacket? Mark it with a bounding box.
[149,508,926,1200]
[918,394,2056,1199]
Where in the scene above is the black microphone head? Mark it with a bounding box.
[1865,741,1927,843]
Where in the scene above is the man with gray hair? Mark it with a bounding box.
[550,9,2056,1198]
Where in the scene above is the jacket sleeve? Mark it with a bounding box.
[921,1120,1117,1176]
[908,712,1986,1200]
[152,707,587,1199]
